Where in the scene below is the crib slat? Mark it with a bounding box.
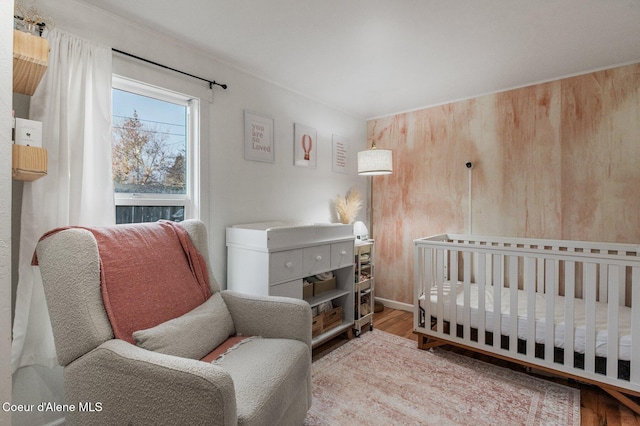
[478,252,486,345]
[617,252,626,306]
[436,249,445,334]
[414,245,421,330]
[552,247,560,307]
[463,251,472,344]
[631,267,640,384]
[537,258,545,293]
[450,249,459,338]
[545,259,556,362]
[422,247,432,330]
[599,262,608,303]
[564,261,575,368]
[493,254,502,349]
[607,265,620,379]
[525,257,536,357]
[585,262,597,374]
[509,255,519,354]
[413,244,425,330]
[485,252,492,291]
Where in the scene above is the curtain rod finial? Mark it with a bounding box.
[210,81,228,90]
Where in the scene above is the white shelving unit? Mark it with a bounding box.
[226,222,355,347]
[354,240,374,337]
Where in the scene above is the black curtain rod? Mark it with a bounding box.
[112,48,228,90]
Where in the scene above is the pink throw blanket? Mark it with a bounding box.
[36,221,212,344]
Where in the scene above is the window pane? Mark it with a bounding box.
[115,205,184,224]
[112,89,187,195]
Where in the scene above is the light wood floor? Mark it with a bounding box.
[313,307,640,426]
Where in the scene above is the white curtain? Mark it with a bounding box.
[12,30,114,371]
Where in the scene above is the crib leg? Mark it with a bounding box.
[416,333,447,351]
[600,385,640,416]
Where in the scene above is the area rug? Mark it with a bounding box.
[305,330,580,425]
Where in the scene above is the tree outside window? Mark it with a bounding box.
[111,76,198,224]
[112,110,186,194]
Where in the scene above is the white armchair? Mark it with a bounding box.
[36,219,312,425]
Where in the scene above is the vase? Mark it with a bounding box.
[14,18,42,36]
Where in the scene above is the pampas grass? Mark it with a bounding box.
[335,187,362,224]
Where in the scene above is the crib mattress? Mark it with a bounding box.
[428,282,632,361]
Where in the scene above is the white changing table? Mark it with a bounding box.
[226,222,355,346]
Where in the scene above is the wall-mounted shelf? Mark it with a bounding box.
[12,144,48,181]
[13,29,49,96]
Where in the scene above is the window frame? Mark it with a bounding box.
[111,75,200,221]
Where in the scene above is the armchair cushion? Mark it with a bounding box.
[133,292,235,360]
[212,338,310,426]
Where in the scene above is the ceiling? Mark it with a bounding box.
[80,0,640,119]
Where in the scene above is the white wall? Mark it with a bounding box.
[7,2,367,424]
[1,1,13,424]
[36,0,368,287]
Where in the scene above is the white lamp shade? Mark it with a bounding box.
[357,149,393,175]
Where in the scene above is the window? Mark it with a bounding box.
[111,76,199,224]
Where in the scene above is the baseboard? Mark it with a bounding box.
[374,297,413,312]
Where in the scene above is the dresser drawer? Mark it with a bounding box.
[303,245,331,275]
[269,249,303,284]
[331,241,353,269]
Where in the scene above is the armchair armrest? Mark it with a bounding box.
[64,339,237,426]
[221,290,312,349]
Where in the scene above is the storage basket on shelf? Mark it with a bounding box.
[12,144,47,181]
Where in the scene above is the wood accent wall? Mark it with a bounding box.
[368,63,640,305]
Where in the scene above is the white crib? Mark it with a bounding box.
[414,234,640,414]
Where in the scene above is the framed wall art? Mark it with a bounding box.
[244,110,274,163]
[293,123,317,168]
[332,134,349,174]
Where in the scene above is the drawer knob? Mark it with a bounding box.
[315,255,322,261]
[285,261,293,269]
[340,250,347,256]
